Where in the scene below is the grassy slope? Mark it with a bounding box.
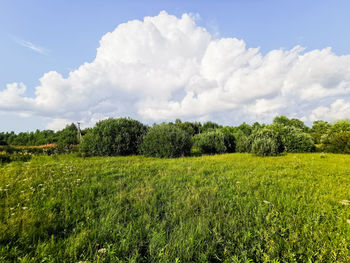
[0,153,350,262]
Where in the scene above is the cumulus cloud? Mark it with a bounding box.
[2,11,350,129]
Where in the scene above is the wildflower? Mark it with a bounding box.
[339,200,350,206]
[263,200,270,204]
[22,207,28,210]
[347,219,350,224]
[98,248,107,254]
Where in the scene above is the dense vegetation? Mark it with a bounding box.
[1,116,350,158]
[80,118,148,157]
[1,154,350,262]
[140,124,192,158]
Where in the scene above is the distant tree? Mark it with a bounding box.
[251,127,283,156]
[310,120,331,144]
[321,120,350,153]
[193,130,226,154]
[219,127,236,153]
[140,124,192,158]
[274,125,315,153]
[80,118,148,156]
[200,121,221,133]
[57,124,79,145]
[273,115,291,126]
[236,122,252,136]
[235,134,252,153]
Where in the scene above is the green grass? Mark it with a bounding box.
[1,153,350,262]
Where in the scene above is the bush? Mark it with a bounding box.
[236,135,252,153]
[274,125,315,153]
[219,127,236,153]
[251,128,283,156]
[193,130,226,154]
[80,118,148,156]
[321,131,350,153]
[0,152,32,164]
[140,124,192,158]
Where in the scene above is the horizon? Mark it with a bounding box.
[1,1,350,132]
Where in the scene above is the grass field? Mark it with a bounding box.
[1,153,350,262]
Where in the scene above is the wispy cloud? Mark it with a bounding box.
[14,37,49,55]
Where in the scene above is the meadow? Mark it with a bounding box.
[1,153,350,262]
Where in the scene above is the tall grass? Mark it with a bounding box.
[1,153,350,262]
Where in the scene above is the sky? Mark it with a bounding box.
[1,0,350,132]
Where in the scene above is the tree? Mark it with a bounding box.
[251,127,283,156]
[310,120,331,144]
[192,130,226,154]
[80,118,148,156]
[140,124,192,158]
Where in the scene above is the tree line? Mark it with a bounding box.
[1,116,350,157]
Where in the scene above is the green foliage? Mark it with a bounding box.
[320,120,350,153]
[1,154,350,262]
[311,120,331,144]
[322,131,350,153]
[271,125,316,153]
[219,127,236,153]
[173,119,202,136]
[200,121,221,133]
[80,118,148,156]
[140,123,192,157]
[251,127,283,156]
[56,123,79,145]
[235,135,252,153]
[0,152,31,164]
[237,122,252,136]
[192,130,226,154]
[273,115,309,132]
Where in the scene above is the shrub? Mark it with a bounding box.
[320,120,350,153]
[219,127,236,153]
[140,124,192,158]
[80,118,148,156]
[274,125,315,153]
[251,128,283,156]
[322,131,350,153]
[193,130,226,154]
[235,134,252,153]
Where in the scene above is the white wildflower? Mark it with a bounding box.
[339,200,350,206]
[98,248,107,254]
[22,207,28,210]
[263,200,270,204]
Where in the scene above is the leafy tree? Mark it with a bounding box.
[219,127,236,153]
[80,118,148,156]
[174,120,202,136]
[273,115,291,126]
[236,122,252,136]
[200,121,221,133]
[321,120,350,153]
[57,124,79,145]
[193,130,226,154]
[140,124,192,158]
[275,125,315,153]
[235,134,252,153]
[310,120,331,144]
[251,127,283,156]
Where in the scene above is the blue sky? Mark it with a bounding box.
[1,0,350,132]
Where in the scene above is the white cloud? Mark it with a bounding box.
[2,11,350,130]
[308,99,350,122]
